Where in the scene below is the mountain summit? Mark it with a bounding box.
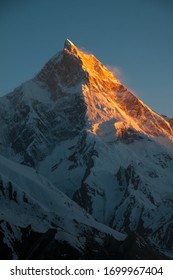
[0,40,173,259]
[64,38,77,51]
[36,39,173,144]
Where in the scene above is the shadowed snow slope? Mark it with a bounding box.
[0,154,126,259]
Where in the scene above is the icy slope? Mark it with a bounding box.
[0,154,126,259]
[38,126,173,243]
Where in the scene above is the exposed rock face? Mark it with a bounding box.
[0,39,173,259]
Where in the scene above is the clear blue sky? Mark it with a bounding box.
[0,0,173,116]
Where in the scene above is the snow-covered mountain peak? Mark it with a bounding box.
[50,41,172,143]
[1,40,173,260]
[1,40,173,149]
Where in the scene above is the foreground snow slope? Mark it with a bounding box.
[0,154,127,259]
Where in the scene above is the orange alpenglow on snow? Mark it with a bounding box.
[64,39,173,143]
[38,39,173,145]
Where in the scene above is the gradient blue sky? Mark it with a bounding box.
[0,0,173,116]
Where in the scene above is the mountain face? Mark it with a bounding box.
[0,39,173,259]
